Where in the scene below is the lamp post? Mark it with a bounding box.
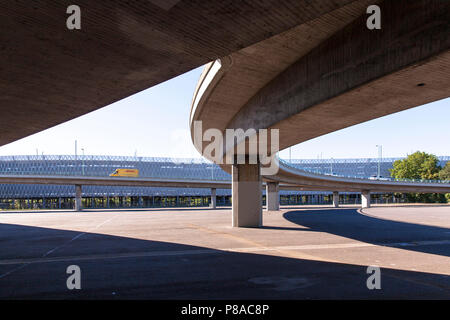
[376,145,382,178]
[81,148,85,176]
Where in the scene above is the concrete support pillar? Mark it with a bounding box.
[210,188,217,209]
[332,191,339,208]
[266,182,279,211]
[232,163,262,227]
[74,185,82,211]
[361,190,371,208]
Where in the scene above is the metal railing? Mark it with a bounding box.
[0,155,231,181]
[0,154,448,184]
[278,157,450,184]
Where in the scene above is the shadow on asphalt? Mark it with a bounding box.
[282,208,450,257]
[0,208,449,299]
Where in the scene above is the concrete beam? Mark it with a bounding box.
[191,1,450,196]
[361,190,371,209]
[333,191,339,208]
[74,185,82,212]
[266,182,280,211]
[270,171,450,194]
[232,163,262,227]
[0,175,231,189]
[191,1,376,153]
[210,188,217,209]
[2,1,357,147]
[227,1,450,151]
[0,174,448,194]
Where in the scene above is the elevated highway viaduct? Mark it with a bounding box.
[1,173,449,212]
[1,1,449,225]
[0,174,230,211]
[190,0,450,226]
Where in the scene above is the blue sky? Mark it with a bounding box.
[0,66,448,160]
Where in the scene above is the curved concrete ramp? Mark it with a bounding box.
[190,0,450,226]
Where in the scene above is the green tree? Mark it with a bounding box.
[439,161,450,180]
[390,151,445,203]
[390,151,440,180]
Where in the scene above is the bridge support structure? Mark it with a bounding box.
[74,184,82,211]
[333,191,339,208]
[210,188,217,209]
[232,162,262,227]
[266,181,280,211]
[361,190,371,208]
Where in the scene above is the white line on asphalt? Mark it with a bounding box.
[43,215,117,257]
[0,215,118,279]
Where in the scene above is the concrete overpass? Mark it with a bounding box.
[1,171,449,212]
[0,174,229,211]
[1,0,363,146]
[2,1,449,223]
[0,173,341,211]
[190,0,450,226]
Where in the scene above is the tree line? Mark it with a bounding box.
[390,151,450,203]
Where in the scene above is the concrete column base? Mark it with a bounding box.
[210,188,217,209]
[333,191,339,208]
[361,190,371,208]
[74,185,82,211]
[232,163,262,227]
[266,182,279,211]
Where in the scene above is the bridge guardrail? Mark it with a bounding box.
[0,155,448,185]
[278,157,450,185]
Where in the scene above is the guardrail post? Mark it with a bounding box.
[266,182,279,211]
[232,162,262,227]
